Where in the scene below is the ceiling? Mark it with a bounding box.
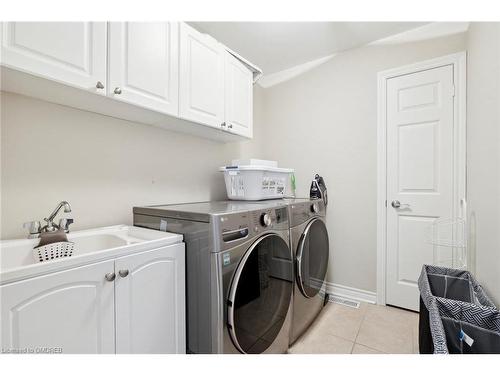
[190,22,429,74]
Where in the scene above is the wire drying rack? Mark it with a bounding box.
[429,217,467,270]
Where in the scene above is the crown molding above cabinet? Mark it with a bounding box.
[0,22,262,143]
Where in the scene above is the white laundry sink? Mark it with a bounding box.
[0,225,183,284]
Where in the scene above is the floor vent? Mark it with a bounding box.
[328,295,360,309]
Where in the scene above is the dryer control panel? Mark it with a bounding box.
[288,198,326,228]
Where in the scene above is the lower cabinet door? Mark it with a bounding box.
[0,260,115,354]
[114,244,186,354]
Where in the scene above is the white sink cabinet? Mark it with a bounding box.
[0,225,185,354]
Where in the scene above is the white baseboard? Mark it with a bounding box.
[324,281,377,304]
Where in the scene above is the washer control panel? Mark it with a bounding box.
[260,213,272,227]
[216,207,289,251]
[275,207,287,224]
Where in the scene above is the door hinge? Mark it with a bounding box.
[452,84,456,97]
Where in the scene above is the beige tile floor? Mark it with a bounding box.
[288,302,419,354]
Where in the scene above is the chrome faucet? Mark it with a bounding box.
[24,201,74,238]
[44,201,72,231]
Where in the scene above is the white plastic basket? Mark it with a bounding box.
[219,165,294,200]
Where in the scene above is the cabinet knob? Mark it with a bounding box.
[228,123,233,129]
[105,272,116,282]
[221,122,226,128]
[114,87,122,95]
[118,269,129,278]
[96,81,104,89]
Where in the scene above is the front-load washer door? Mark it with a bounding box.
[227,234,293,354]
[296,218,329,298]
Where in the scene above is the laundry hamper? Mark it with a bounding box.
[418,265,500,354]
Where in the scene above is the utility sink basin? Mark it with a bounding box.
[0,225,183,284]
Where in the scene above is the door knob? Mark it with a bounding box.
[105,272,116,282]
[391,200,410,209]
[96,81,104,89]
[114,87,122,95]
[118,269,129,278]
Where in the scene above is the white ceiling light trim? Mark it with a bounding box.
[369,22,470,45]
[258,54,335,88]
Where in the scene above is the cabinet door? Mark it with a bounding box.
[224,52,253,138]
[0,260,115,354]
[115,244,185,354]
[179,23,224,128]
[108,22,179,116]
[0,22,107,94]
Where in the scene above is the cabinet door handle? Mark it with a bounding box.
[114,87,122,95]
[96,81,104,89]
[118,269,129,278]
[105,272,116,282]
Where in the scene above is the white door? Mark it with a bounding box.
[224,51,253,138]
[386,65,456,311]
[108,22,179,116]
[114,244,185,354]
[179,22,225,129]
[0,22,107,93]
[0,261,115,354]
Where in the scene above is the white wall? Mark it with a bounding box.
[466,23,500,304]
[0,87,265,239]
[258,33,467,292]
[2,26,498,304]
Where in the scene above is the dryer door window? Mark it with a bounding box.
[297,218,329,298]
[227,234,293,353]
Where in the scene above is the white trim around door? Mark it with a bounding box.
[376,52,467,306]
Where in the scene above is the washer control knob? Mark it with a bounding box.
[311,203,319,214]
[260,213,272,227]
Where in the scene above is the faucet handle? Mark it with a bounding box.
[42,217,57,232]
[23,221,41,238]
[58,218,74,233]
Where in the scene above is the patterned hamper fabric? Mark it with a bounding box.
[418,265,500,354]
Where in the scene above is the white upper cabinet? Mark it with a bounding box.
[0,22,107,94]
[224,51,253,138]
[108,22,179,116]
[1,22,260,141]
[114,245,185,354]
[1,260,115,354]
[179,22,225,129]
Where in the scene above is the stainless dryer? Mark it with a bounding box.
[133,201,293,354]
[287,198,330,345]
